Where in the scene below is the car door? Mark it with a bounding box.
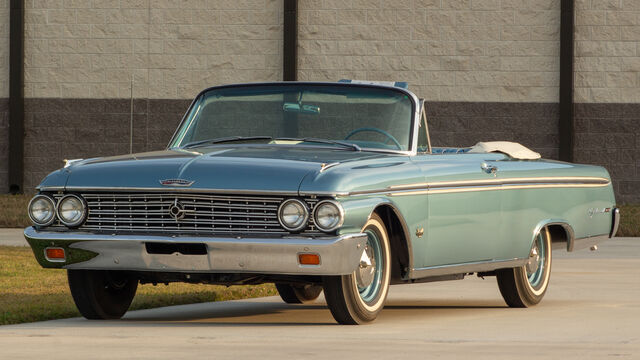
[410,152,505,268]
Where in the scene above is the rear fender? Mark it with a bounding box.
[532,219,575,253]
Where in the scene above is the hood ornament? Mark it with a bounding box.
[159,179,195,187]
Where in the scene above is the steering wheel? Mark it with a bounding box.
[344,127,402,150]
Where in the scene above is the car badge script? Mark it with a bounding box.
[159,179,195,187]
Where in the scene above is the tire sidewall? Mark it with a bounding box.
[516,228,552,304]
[342,214,392,321]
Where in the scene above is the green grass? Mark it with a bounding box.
[0,246,277,325]
[0,194,31,228]
[618,204,640,237]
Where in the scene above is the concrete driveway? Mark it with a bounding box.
[0,237,638,359]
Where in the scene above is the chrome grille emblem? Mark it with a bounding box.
[159,179,195,187]
[168,199,195,221]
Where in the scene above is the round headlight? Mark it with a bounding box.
[278,199,309,232]
[28,195,56,226]
[57,194,86,227]
[313,200,344,232]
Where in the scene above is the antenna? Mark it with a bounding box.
[130,76,133,154]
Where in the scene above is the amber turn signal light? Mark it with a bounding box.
[45,247,66,261]
[298,253,320,266]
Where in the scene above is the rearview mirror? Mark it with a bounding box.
[283,103,320,114]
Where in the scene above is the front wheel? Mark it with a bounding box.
[496,227,552,307]
[67,270,138,320]
[322,213,391,324]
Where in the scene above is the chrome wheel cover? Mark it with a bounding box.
[356,229,383,304]
[526,232,546,288]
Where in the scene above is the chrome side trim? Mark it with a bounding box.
[610,207,620,238]
[299,190,350,197]
[410,258,528,279]
[571,234,609,252]
[347,176,611,197]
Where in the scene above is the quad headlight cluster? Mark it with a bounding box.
[28,194,86,228]
[278,199,344,233]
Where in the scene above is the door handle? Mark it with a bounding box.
[481,162,498,176]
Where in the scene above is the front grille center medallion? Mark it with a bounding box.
[168,199,194,221]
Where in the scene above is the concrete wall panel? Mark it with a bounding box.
[297,0,560,103]
[23,0,283,99]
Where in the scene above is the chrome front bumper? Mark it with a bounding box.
[24,227,368,275]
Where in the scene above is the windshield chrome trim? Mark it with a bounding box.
[168,143,413,156]
[167,81,420,155]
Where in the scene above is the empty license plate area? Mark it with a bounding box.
[145,242,208,255]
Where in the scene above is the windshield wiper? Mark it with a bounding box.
[274,137,361,151]
[183,136,273,149]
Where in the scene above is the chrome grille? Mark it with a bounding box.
[55,193,320,235]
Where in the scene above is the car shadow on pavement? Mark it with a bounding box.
[111,298,512,326]
[120,301,336,326]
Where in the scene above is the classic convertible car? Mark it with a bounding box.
[25,81,619,324]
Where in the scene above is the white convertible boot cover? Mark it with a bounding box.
[468,141,541,160]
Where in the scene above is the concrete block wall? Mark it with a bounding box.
[297,0,560,103]
[574,0,640,204]
[23,0,283,99]
[575,0,640,103]
[1,0,9,192]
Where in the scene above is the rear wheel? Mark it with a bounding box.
[323,214,391,325]
[275,283,323,304]
[496,227,552,307]
[67,270,138,320]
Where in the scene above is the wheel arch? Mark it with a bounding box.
[532,219,575,252]
[369,203,412,283]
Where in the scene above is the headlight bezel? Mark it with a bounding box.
[56,194,87,228]
[28,194,57,226]
[313,200,344,232]
[277,198,310,232]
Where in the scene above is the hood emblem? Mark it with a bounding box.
[159,179,195,187]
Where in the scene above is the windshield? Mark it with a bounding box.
[169,84,415,152]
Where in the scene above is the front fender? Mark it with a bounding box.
[337,197,397,234]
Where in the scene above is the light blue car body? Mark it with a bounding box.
[25,82,618,283]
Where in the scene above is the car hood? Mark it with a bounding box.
[44,146,394,193]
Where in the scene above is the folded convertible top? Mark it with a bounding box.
[468,141,541,160]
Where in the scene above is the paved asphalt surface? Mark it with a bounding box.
[0,230,638,359]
